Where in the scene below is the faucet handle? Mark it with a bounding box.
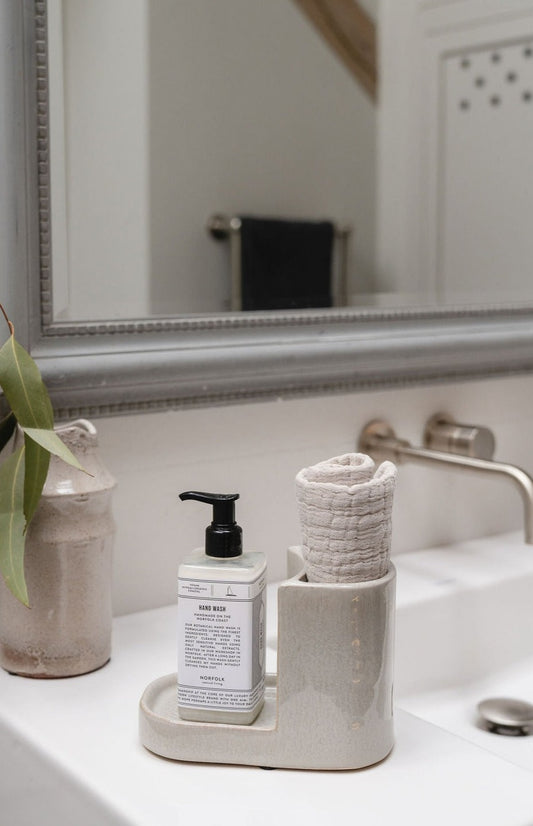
[423,413,495,460]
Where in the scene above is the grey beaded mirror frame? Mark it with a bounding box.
[5,0,533,419]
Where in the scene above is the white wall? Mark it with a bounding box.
[52,0,150,321]
[149,0,377,314]
[51,0,377,319]
[377,0,533,305]
[100,373,533,615]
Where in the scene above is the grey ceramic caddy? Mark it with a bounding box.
[139,548,395,770]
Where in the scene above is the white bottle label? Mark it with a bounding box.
[177,573,265,712]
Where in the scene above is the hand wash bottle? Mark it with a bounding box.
[177,491,266,724]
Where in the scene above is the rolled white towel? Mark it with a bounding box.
[295,453,398,583]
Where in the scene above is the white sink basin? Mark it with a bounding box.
[395,531,533,772]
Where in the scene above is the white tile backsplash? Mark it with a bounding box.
[96,375,533,615]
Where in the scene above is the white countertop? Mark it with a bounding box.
[2,580,533,826]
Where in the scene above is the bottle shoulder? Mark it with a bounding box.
[179,549,266,582]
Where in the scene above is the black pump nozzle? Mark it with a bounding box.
[179,491,242,558]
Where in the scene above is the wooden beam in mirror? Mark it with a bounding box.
[292,0,377,100]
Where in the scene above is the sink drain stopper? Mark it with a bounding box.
[477,697,533,736]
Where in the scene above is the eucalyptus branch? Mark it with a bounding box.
[0,302,15,337]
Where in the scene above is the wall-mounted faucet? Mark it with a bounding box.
[358,413,533,545]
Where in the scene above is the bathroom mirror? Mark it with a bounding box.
[5,0,533,417]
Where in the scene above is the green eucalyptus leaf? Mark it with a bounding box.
[23,434,51,527]
[0,411,16,453]
[0,445,28,606]
[22,427,87,474]
[0,335,53,429]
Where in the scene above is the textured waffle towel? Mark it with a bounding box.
[295,453,398,583]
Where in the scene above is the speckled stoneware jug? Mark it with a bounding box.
[0,419,116,678]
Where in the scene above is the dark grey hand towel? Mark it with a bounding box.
[239,216,334,311]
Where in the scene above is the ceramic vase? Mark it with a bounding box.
[0,419,116,678]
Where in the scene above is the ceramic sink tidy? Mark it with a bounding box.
[141,458,398,769]
[140,547,396,770]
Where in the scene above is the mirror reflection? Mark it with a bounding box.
[47,0,533,322]
[48,0,379,320]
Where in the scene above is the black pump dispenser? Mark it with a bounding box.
[179,491,243,558]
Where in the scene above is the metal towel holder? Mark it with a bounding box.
[206,213,352,311]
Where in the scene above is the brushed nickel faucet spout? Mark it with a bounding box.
[358,415,533,545]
